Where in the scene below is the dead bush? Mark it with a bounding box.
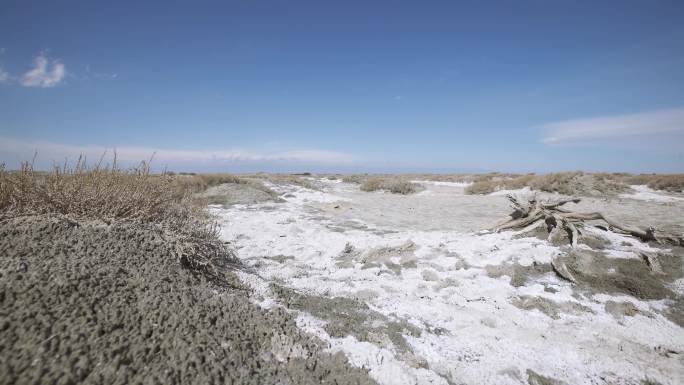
[530,172,629,195]
[528,172,585,195]
[174,173,247,193]
[465,180,498,194]
[341,174,367,184]
[465,174,535,194]
[646,175,684,192]
[360,177,422,195]
[0,157,236,280]
[620,174,655,185]
[465,172,628,196]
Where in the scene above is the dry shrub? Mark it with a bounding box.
[605,173,684,192]
[620,174,655,185]
[472,172,524,183]
[174,173,247,193]
[502,174,535,189]
[646,175,684,192]
[528,172,584,195]
[0,158,236,279]
[465,180,498,194]
[359,177,383,192]
[341,174,367,184]
[400,173,473,183]
[593,172,631,181]
[360,177,422,195]
[192,173,245,188]
[2,159,178,221]
[530,172,629,195]
[273,174,315,189]
[465,174,535,194]
[465,172,629,196]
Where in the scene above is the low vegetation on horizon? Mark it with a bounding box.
[3,158,683,216]
[359,176,424,195]
[462,172,684,195]
[334,171,684,196]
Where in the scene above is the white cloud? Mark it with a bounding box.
[84,63,118,80]
[0,137,357,168]
[541,107,684,145]
[20,54,66,88]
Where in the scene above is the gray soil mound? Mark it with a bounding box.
[0,215,375,385]
[197,182,281,206]
[562,249,681,301]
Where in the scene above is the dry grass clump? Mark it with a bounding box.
[594,173,684,192]
[335,172,683,195]
[465,172,630,196]
[644,175,684,192]
[529,172,630,195]
[341,174,367,184]
[400,173,473,183]
[528,171,585,195]
[503,174,536,189]
[359,177,423,195]
[2,159,180,222]
[530,171,630,196]
[342,174,429,194]
[619,174,654,185]
[465,180,498,194]
[0,158,236,279]
[465,174,535,194]
[178,173,247,193]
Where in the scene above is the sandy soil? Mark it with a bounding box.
[214,178,684,385]
[0,215,375,385]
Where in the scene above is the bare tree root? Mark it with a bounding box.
[640,252,664,274]
[550,258,577,283]
[489,194,684,247]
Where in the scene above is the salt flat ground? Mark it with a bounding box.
[212,179,684,385]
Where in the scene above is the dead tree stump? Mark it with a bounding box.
[488,194,683,247]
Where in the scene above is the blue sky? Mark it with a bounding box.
[1,0,683,173]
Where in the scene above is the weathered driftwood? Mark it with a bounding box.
[490,194,684,247]
[640,252,664,274]
[550,258,577,283]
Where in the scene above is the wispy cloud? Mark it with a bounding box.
[20,54,66,88]
[83,64,118,81]
[541,107,684,145]
[0,137,357,168]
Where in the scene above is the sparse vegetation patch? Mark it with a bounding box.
[465,172,631,196]
[359,177,423,195]
[644,175,684,192]
[0,158,234,279]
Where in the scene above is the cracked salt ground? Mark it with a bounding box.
[212,179,684,385]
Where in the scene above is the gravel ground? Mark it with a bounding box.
[0,214,376,385]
